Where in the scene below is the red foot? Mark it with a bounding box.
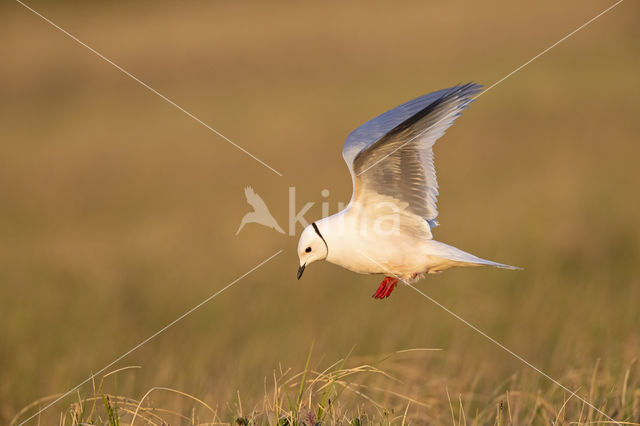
[372,276,399,299]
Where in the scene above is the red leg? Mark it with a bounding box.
[383,278,398,298]
[372,276,399,299]
[373,277,390,298]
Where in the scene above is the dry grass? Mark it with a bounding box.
[1,0,640,425]
[11,350,640,425]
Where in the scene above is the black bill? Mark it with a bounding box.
[297,264,306,280]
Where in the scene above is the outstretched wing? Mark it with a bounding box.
[343,83,481,232]
[244,186,269,212]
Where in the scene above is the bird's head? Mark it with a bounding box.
[297,222,328,279]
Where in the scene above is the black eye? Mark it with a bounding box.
[305,247,312,253]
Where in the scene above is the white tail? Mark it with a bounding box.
[428,240,522,270]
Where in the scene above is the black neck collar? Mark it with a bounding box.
[312,222,328,253]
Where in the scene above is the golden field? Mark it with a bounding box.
[1,1,639,424]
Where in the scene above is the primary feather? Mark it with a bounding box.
[344,83,481,233]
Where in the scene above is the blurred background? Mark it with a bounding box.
[1,0,639,423]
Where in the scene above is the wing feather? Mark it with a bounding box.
[343,83,481,233]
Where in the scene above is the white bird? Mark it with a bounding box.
[296,83,520,299]
[236,186,285,235]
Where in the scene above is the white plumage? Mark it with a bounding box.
[297,84,520,298]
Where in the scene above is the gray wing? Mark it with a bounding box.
[342,86,467,174]
[345,83,481,229]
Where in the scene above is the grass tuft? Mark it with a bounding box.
[11,349,640,425]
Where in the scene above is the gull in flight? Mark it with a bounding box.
[236,186,285,235]
[296,83,520,299]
